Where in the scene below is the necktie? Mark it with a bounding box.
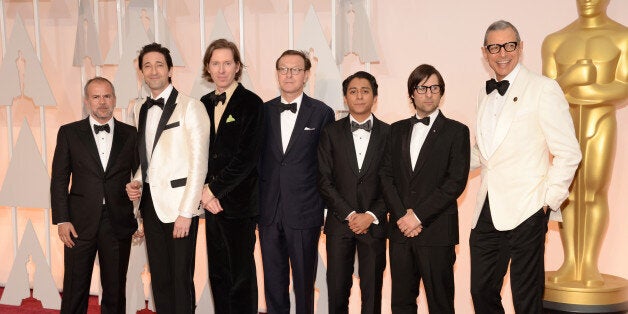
[411,116,430,126]
[210,92,227,106]
[485,78,510,96]
[94,124,110,134]
[146,97,165,109]
[277,102,297,113]
[350,120,372,132]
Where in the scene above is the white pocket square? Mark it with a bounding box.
[304,127,316,131]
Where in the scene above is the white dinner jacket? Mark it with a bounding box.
[470,65,581,231]
[132,90,210,223]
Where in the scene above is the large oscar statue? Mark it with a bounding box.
[542,0,628,311]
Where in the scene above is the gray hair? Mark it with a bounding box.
[84,76,116,98]
[483,20,521,46]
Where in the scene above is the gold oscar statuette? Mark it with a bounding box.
[542,0,628,311]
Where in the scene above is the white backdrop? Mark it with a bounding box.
[1,0,628,313]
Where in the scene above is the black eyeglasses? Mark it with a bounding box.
[485,41,519,54]
[277,67,305,75]
[415,85,441,94]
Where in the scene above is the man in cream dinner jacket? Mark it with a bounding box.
[469,21,582,314]
[126,42,209,314]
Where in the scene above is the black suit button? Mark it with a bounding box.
[358,179,363,184]
[281,162,287,166]
[410,190,416,194]
[212,154,218,159]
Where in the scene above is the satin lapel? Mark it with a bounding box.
[284,96,314,156]
[77,118,105,174]
[268,100,284,159]
[341,118,360,176]
[105,119,125,173]
[153,88,179,153]
[413,113,445,177]
[137,100,149,177]
[476,90,490,161]
[402,118,414,174]
[358,117,381,178]
[491,67,529,157]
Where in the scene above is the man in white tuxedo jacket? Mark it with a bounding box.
[126,43,210,314]
[469,21,581,313]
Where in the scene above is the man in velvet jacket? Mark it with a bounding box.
[51,77,138,314]
[199,38,264,313]
[380,64,470,314]
[258,50,335,314]
[318,71,389,314]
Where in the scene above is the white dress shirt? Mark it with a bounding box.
[145,84,174,182]
[410,109,440,170]
[480,64,521,157]
[347,114,378,224]
[90,116,114,205]
[280,93,303,153]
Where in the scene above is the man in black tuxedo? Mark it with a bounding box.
[318,71,389,314]
[199,38,264,313]
[126,43,210,314]
[258,50,334,314]
[380,64,470,314]
[51,77,138,314]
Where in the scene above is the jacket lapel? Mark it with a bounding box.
[402,118,414,174]
[358,117,382,178]
[413,112,445,177]
[77,118,105,174]
[284,94,314,156]
[105,119,125,173]
[341,118,360,176]
[137,100,149,178]
[490,66,529,158]
[152,88,179,153]
[268,99,284,159]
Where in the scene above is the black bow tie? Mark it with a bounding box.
[277,102,297,113]
[351,120,372,132]
[411,116,430,126]
[146,97,165,109]
[210,92,227,106]
[486,78,510,96]
[94,124,110,134]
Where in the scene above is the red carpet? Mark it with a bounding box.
[0,287,155,313]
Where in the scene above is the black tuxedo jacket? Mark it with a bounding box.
[51,118,138,240]
[380,112,470,245]
[201,83,264,219]
[318,116,390,238]
[259,93,335,229]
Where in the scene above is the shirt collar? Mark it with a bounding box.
[415,109,440,128]
[280,93,304,114]
[349,113,373,125]
[219,81,239,105]
[89,116,114,133]
[152,84,174,102]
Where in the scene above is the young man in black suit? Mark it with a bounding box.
[51,77,138,314]
[380,64,470,314]
[318,71,389,314]
[199,38,264,313]
[258,50,334,314]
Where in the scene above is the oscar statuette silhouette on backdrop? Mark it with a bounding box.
[542,0,628,310]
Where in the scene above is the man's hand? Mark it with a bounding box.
[173,216,192,238]
[205,197,224,214]
[348,213,374,235]
[126,180,142,201]
[132,219,144,244]
[397,209,422,238]
[58,223,78,248]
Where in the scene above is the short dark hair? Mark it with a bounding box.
[137,42,173,83]
[202,38,244,82]
[84,76,116,98]
[407,64,445,100]
[275,50,312,71]
[484,20,521,46]
[342,71,378,96]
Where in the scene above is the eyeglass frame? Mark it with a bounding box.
[414,84,442,94]
[277,67,305,75]
[485,41,519,54]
